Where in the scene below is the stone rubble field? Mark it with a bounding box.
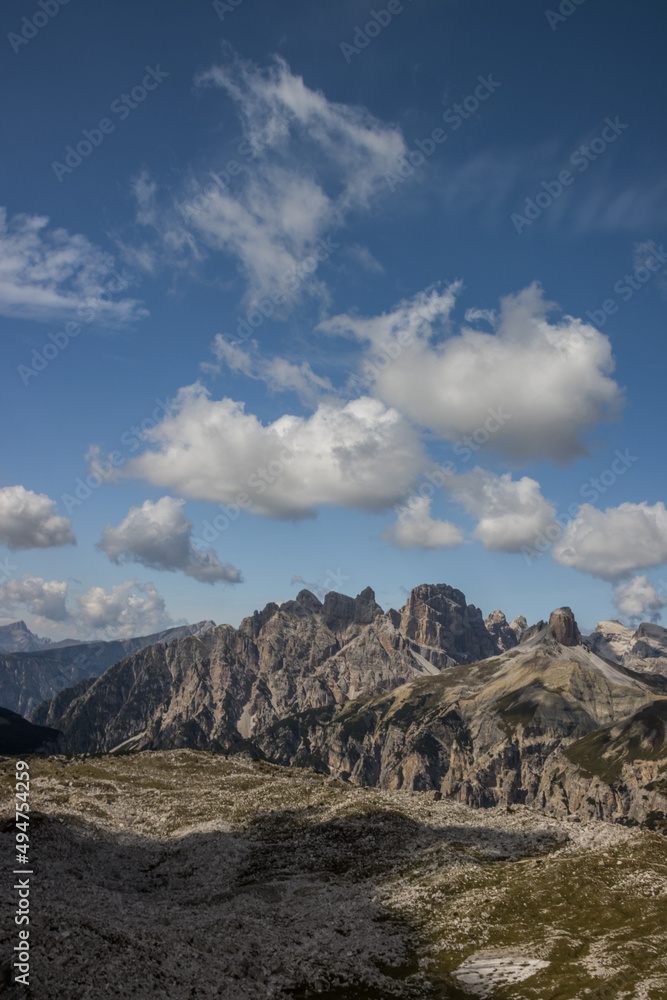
[1,750,666,999]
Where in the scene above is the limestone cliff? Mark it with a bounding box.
[33,584,513,753]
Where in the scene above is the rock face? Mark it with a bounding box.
[399,584,496,662]
[587,619,667,676]
[484,610,525,651]
[250,609,667,825]
[547,607,581,646]
[0,621,217,717]
[587,619,636,663]
[28,592,667,824]
[34,584,515,754]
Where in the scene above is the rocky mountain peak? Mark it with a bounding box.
[322,587,383,633]
[484,610,524,651]
[239,602,281,637]
[547,607,582,646]
[0,619,53,653]
[509,615,528,638]
[398,583,496,662]
[295,589,323,613]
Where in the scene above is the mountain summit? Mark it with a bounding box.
[33,583,516,753]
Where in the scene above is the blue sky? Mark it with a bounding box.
[1,0,666,640]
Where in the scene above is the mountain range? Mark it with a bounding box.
[0,620,216,717]
[19,583,667,829]
[0,620,54,653]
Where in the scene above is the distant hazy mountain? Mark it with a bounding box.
[0,620,216,717]
[0,620,54,653]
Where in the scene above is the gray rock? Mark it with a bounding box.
[36,584,509,755]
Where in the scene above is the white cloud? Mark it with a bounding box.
[132,52,406,306]
[322,282,624,463]
[98,496,242,584]
[446,467,557,552]
[380,497,464,550]
[464,307,497,326]
[613,575,667,623]
[344,244,384,274]
[552,502,667,581]
[0,486,75,550]
[0,576,69,621]
[207,335,334,404]
[197,50,405,211]
[74,580,174,636]
[0,208,147,324]
[0,574,177,639]
[122,382,426,518]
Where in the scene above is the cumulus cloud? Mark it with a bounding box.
[98,497,242,584]
[0,208,146,324]
[0,486,75,550]
[208,335,334,404]
[122,382,426,518]
[0,576,69,621]
[0,573,177,639]
[446,467,557,552]
[74,580,174,636]
[381,498,464,550]
[322,282,624,463]
[132,51,406,306]
[613,574,667,623]
[552,501,667,581]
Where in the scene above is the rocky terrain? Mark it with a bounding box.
[588,618,667,675]
[0,751,665,1000]
[24,588,667,827]
[0,620,216,717]
[252,608,667,828]
[31,585,519,754]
